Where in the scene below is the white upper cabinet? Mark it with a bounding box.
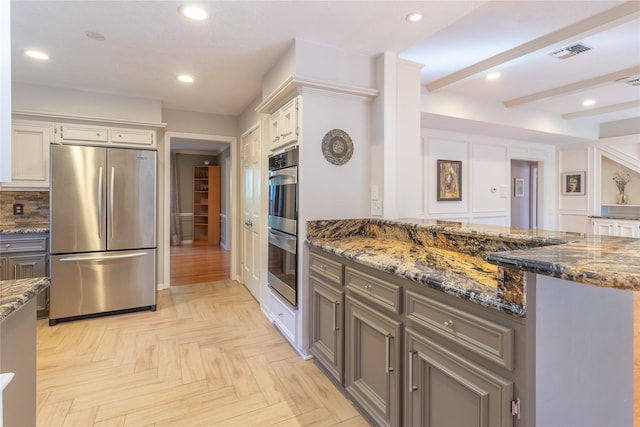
[109,128,154,146]
[58,123,108,143]
[269,97,298,151]
[2,121,54,189]
[57,124,156,147]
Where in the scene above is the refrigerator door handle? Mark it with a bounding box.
[98,166,103,239]
[59,252,149,262]
[110,166,115,240]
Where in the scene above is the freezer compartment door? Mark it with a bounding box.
[50,249,156,321]
[107,149,156,250]
[50,145,107,254]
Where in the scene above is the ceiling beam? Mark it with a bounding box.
[425,1,640,92]
[562,99,640,119]
[504,65,640,108]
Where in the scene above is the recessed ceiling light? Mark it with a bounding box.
[178,75,194,83]
[179,5,209,21]
[582,99,596,106]
[486,72,501,80]
[85,31,106,41]
[406,12,423,22]
[24,50,49,60]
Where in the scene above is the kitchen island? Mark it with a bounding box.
[306,218,638,427]
[0,276,50,427]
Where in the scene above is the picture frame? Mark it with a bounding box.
[514,178,525,197]
[562,171,585,196]
[437,160,462,201]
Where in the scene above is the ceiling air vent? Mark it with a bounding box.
[549,43,592,59]
[618,76,640,87]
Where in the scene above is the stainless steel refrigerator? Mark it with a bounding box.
[49,144,157,325]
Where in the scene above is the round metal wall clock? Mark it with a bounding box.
[321,129,353,165]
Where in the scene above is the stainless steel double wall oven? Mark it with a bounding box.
[267,146,298,307]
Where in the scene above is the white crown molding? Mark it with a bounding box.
[256,75,378,113]
[12,109,167,128]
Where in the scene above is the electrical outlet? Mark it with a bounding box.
[13,203,24,215]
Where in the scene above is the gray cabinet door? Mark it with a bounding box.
[309,276,344,383]
[345,295,402,427]
[7,253,46,279]
[405,327,514,427]
[0,258,7,280]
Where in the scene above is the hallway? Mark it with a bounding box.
[170,244,231,286]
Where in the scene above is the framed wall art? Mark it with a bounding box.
[514,178,525,197]
[437,160,462,201]
[562,171,585,196]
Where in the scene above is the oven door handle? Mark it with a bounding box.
[268,229,297,254]
[268,174,297,186]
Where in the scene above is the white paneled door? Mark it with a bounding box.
[242,126,261,300]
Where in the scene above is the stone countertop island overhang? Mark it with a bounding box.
[0,277,50,322]
[305,218,640,317]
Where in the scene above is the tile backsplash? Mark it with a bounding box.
[0,191,49,228]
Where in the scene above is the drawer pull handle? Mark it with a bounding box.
[408,350,418,392]
[385,334,394,373]
[364,284,372,290]
[5,244,10,248]
[444,320,454,328]
[319,264,326,269]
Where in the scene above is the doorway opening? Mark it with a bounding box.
[165,133,235,287]
[511,159,541,229]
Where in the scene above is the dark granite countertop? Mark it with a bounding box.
[306,218,640,318]
[0,227,49,234]
[487,235,640,290]
[588,215,640,221]
[0,277,50,322]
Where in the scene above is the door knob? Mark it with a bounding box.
[245,220,253,227]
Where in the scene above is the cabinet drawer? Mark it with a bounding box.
[405,290,514,370]
[345,267,401,315]
[267,288,297,343]
[110,128,154,145]
[59,124,108,143]
[0,237,47,254]
[309,252,343,286]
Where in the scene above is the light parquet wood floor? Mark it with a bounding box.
[36,280,369,427]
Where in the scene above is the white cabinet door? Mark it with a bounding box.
[269,110,281,150]
[58,123,108,143]
[592,218,640,238]
[110,128,155,146]
[278,97,298,146]
[592,219,614,236]
[3,122,53,188]
[615,220,640,238]
[269,97,298,151]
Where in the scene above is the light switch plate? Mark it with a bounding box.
[371,200,382,216]
[371,184,379,201]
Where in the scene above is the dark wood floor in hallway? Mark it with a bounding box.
[170,244,230,286]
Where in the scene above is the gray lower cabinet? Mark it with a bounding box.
[0,233,49,317]
[309,276,344,383]
[309,251,345,383]
[345,295,402,427]
[405,327,514,427]
[7,253,46,279]
[307,246,523,427]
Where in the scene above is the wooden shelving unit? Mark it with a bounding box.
[192,165,221,246]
